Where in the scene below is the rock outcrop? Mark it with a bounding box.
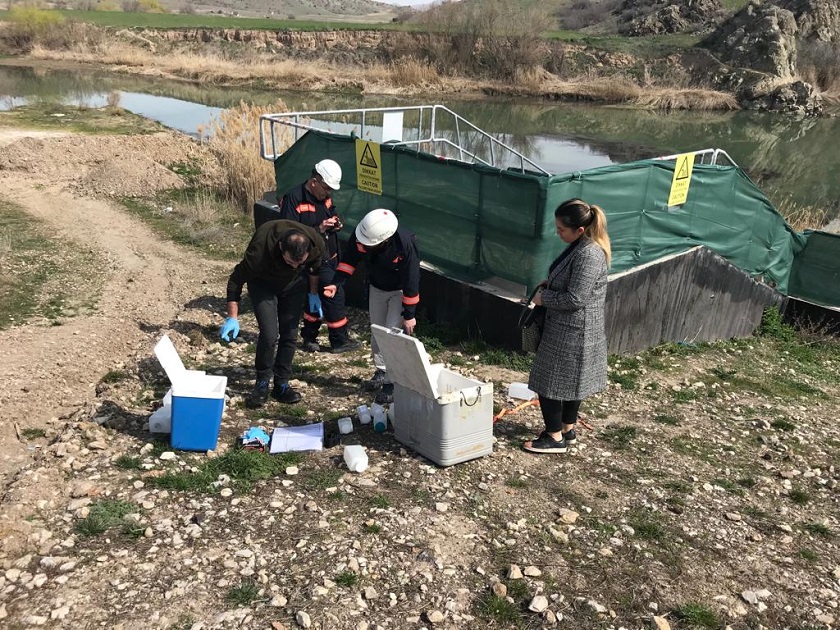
[619,0,724,36]
[700,0,823,115]
[775,0,840,42]
[703,0,799,78]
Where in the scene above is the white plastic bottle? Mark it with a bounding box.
[357,404,372,425]
[373,409,387,433]
[337,417,353,435]
[343,445,368,472]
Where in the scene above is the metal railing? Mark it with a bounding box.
[259,104,550,175]
[655,148,739,166]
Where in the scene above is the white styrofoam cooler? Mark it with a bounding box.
[370,324,493,466]
[154,335,227,451]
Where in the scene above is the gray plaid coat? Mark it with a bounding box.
[528,237,608,401]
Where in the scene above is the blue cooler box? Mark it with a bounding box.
[154,336,228,452]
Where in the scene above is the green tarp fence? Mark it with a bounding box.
[273,130,838,307]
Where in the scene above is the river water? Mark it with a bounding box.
[1,64,838,219]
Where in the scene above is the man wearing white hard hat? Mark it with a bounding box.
[326,208,420,404]
[278,159,360,354]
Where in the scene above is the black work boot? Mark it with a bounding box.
[272,382,302,404]
[329,325,361,354]
[300,338,320,352]
[246,379,271,408]
[363,369,387,392]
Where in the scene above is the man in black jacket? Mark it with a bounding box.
[328,209,420,404]
[277,159,360,354]
[220,220,328,408]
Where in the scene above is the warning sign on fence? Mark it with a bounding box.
[355,139,382,195]
[667,152,695,207]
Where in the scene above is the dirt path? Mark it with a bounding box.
[0,130,226,486]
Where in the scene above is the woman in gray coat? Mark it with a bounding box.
[524,198,611,454]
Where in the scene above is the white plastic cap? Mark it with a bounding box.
[315,159,342,190]
[356,208,398,247]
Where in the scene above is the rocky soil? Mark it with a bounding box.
[1,128,840,630]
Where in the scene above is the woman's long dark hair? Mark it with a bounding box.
[555,198,611,267]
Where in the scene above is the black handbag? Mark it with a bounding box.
[518,286,546,353]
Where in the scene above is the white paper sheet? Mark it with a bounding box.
[269,423,324,453]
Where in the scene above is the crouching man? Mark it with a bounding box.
[220,220,327,408]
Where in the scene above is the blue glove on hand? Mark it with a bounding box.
[219,317,240,342]
[308,293,324,318]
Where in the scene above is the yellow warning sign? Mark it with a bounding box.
[355,139,382,195]
[667,152,695,207]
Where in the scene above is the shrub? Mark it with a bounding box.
[201,100,292,213]
[2,7,65,52]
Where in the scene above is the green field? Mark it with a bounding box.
[0,9,410,31]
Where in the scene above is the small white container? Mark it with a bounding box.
[343,444,368,472]
[358,410,372,424]
[373,410,387,433]
[357,404,369,417]
[507,382,537,400]
[337,417,353,435]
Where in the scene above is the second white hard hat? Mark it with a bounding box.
[356,209,398,247]
[315,159,342,190]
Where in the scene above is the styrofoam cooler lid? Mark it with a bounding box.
[154,335,187,385]
[370,324,439,399]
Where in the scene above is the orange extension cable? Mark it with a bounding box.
[493,399,594,431]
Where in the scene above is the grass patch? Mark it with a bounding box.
[225,581,260,607]
[802,522,831,537]
[789,488,811,505]
[335,571,358,587]
[147,449,304,493]
[0,102,165,135]
[628,509,667,542]
[505,476,527,489]
[20,427,46,439]
[0,198,103,329]
[75,499,138,537]
[771,418,796,431]
[653,414,680,426]
[114,455,142,470]
[474,593,522,626]
[671,389,698,403]
[370,495,391,509]
[673,602,719,629]
[100,369,130,384]
[599,425,637,449]
[799,548,819,562]
[363,522,381,534]
[711,478,744,495]
[461,339,532,371]
[608,356,641,389]
[119,190,253,262]
[300,468,343,491]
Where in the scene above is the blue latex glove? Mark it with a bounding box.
[308,293,324,318]
[219,317,240,341]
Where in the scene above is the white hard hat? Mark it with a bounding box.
[314,159,341,190]
[356,209,398,247]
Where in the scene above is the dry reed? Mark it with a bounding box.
[633,88,739,111]
[201,100,292,213]
[388,57,440,87]
[777,200,830,232]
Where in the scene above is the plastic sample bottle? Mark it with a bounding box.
[343,445,368,472]
[357,404,372,425]
[337,417,353,435]
[373,408,387,433]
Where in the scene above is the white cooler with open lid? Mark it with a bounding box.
[370,324,493,466]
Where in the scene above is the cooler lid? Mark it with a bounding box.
[154,335,187,385]
[370,324,439,400]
